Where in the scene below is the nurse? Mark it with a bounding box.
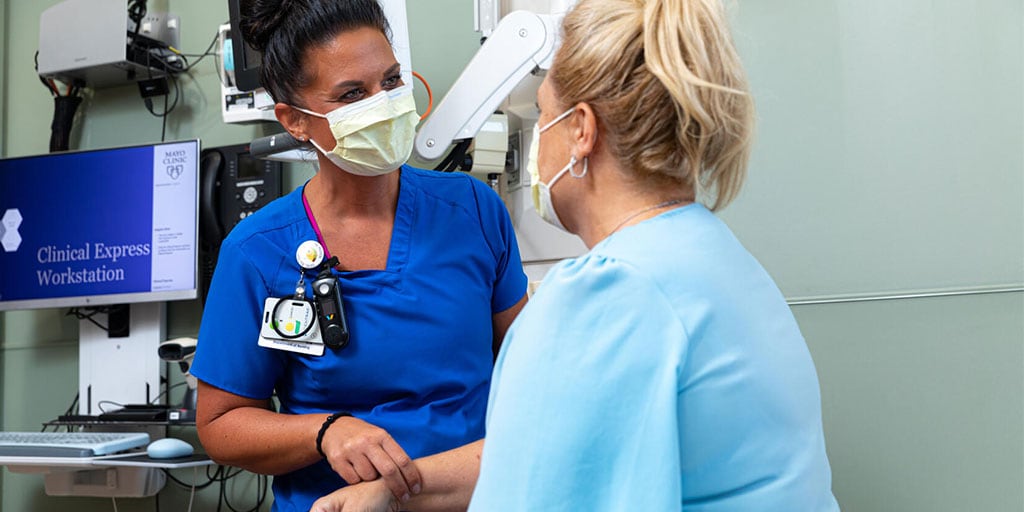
[189,1,528,511]
[311,0,838,510]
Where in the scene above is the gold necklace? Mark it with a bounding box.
[608,199,685,236]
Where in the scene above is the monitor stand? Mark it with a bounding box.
[78,302,166,415]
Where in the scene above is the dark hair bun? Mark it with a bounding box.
[239,0,294,52]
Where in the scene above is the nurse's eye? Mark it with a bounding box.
[382,74,402,89]
[337,88,366,103]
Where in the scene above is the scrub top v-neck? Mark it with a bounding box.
[300,173,412,276]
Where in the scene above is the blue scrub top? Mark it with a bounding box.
[192,166,527,512]
[470,204,839,511]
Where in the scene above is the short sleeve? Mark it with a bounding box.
[472,255,687,511]
[469,180,527,313]
[191,234,285,399]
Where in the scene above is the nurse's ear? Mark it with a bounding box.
[275,103,311,142]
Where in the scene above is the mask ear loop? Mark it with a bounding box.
[570,156,588,178]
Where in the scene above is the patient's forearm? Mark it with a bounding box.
[405,439,483,511]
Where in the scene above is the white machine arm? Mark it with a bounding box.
[413,10,561,161]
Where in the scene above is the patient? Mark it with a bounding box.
[311,0,839,510]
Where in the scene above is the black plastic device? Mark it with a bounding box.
[200,144,281,238]
[227,0,263,92]
[312,269,349,350]
[98,404,170,422]
[199,143,282,303]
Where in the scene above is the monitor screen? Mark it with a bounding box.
[0,140,200,311]
[227,0,263,92]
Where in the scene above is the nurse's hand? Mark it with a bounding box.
[320,416,422,503]
[309,479,398,512]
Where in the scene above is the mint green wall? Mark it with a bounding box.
[0,0,7,502]
[1,1,1023,511]
[1,0,7,153]
[721,1,1023,298]
[798,292,1023,510]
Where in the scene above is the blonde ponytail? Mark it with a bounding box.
[550,0,754,210]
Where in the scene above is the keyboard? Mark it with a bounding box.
[0,431,150,458]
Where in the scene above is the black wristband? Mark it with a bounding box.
[316,412,352,459]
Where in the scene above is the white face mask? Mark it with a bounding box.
[294,84,418,177]
[527,107,585,231]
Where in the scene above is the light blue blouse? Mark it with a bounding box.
[470,203,839,511]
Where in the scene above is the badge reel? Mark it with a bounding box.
[313,261,350,350]
[257,241,328,356]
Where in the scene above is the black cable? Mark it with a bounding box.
[67,307,112,332]
[163,466,220,490]
[128,0,148,39]
[143,73,180,119]
[149,48,188,74]
[446,140,473,172]
[96,400,124,413]
[63,393,79,417]
[129,28,187,76]
[183,30,222,72]
[149,381,187,406]
[434,142,458,171]
[37,49,85,153]
[434,139,473,173]
[34,51,59,96]
[46,392,81,431]
[256,474,268,510]
[216,466,265,512]
[161,92,168,141]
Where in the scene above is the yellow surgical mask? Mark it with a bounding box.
[527,107,581,231]
[294,84,418,177]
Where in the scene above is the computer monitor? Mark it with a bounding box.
[225,0,414,93]
[227,0,262,92]
[0,140,200,414]
[0,140,199,311]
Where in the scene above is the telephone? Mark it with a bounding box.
[199,143,282,302]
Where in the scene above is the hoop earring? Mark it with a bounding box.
[570,156,588,178]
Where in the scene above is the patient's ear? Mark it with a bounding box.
[570,101,598,158]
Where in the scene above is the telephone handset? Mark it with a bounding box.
[199,143,282,303]
[199,149,225,243]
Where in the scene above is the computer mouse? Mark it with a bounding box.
[146,437,194,459]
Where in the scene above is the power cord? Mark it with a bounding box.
[180,30,222,72]
[127,0,148,40]
[163,465,268,512]
[67,306,114,332]
[34,51,84,152]
[434,139,474,172]
[132,25,222,141]
[149,381,188,406]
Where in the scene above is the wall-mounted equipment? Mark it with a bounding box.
[218,24,277,124]
[37,0,183,88]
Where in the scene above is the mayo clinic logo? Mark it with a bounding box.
[166,165,183,180]
[1,208,22,252]
[163,148,189,180]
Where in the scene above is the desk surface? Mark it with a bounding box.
[0,451,214,473]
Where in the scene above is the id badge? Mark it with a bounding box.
[257,297,325,356]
